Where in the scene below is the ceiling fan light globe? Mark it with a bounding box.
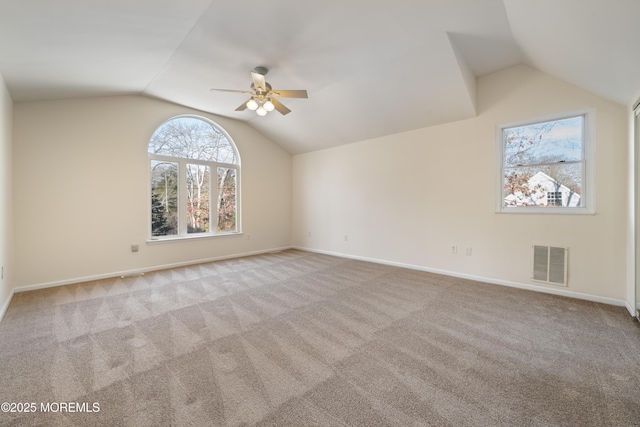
[256,107,267,116]
[246,99,259,110]
[263,100,275,112]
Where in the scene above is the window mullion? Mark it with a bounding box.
[503,160,584,170]
[178,160,187,236]
[211,166,218,234]
[502,160,585,171]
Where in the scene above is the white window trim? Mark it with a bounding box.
[146,230,242,245]
[147,115,242,241]
[495,108,595,215]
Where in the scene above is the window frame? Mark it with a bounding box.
[495,108,595,215]
[147,115,241,242]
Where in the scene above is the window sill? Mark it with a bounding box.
[147,232,243,244]
[496,207,595,215]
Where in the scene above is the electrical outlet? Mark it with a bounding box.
[465,247,472,256]
[451,245,457,254]
[247,234,251,240]
[131,244,139,253]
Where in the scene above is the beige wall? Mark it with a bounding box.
[9,65,633,303]
[293,65,629,302]
[13,95,292,288]
[0,74,13,314]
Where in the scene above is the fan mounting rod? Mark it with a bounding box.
[254,66,269,76]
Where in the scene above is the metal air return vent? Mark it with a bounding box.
[532,245,568,286]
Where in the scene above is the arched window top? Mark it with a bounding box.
[149,116,239,165]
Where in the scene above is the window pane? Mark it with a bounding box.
[217,167,237,232]
[148,117,237,164]
[186,164,210,234]
[151,161,178,236]
[503,116,583,167]
[503,164,582,207]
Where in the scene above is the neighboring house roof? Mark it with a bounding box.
[506,171,581,207]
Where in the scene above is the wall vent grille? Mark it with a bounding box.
[532,246,568,286]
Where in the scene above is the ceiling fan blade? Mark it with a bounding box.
[271,97,291,115]
[211,88,252,94]
[235,98,252,111]
[271,89,308,98]
[251,71,267,92]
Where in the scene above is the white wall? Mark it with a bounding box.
[0,73,13,315]
[293,65,629,302]
[13,95,292,288]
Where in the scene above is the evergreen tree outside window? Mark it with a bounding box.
[148,116,240,238]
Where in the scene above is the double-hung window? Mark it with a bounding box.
[148,116,240,239]
[497,109,594,214]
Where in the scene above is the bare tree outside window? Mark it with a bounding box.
[186,164,210,233]
[149,118,236,164]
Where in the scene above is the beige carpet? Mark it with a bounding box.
[0,249,639,426]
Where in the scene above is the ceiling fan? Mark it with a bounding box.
[211,66,308,116]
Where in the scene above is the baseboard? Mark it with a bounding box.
[0,289,15,323]
[625,301,637,317]
[628,300,640,319]
[13,246,293,294]
[295,246,628,309]
[7,245,630,318]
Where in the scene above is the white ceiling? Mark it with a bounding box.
[1,0,639,154]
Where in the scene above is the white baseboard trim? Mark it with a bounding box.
[13,246,293,295]
[295,246,628,309]
[625,301,637,317]
[6,245,631,320]
[0,289,15,323]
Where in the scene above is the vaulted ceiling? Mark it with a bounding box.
[1,0,639,154]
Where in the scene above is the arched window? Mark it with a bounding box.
[148,116,240,239]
